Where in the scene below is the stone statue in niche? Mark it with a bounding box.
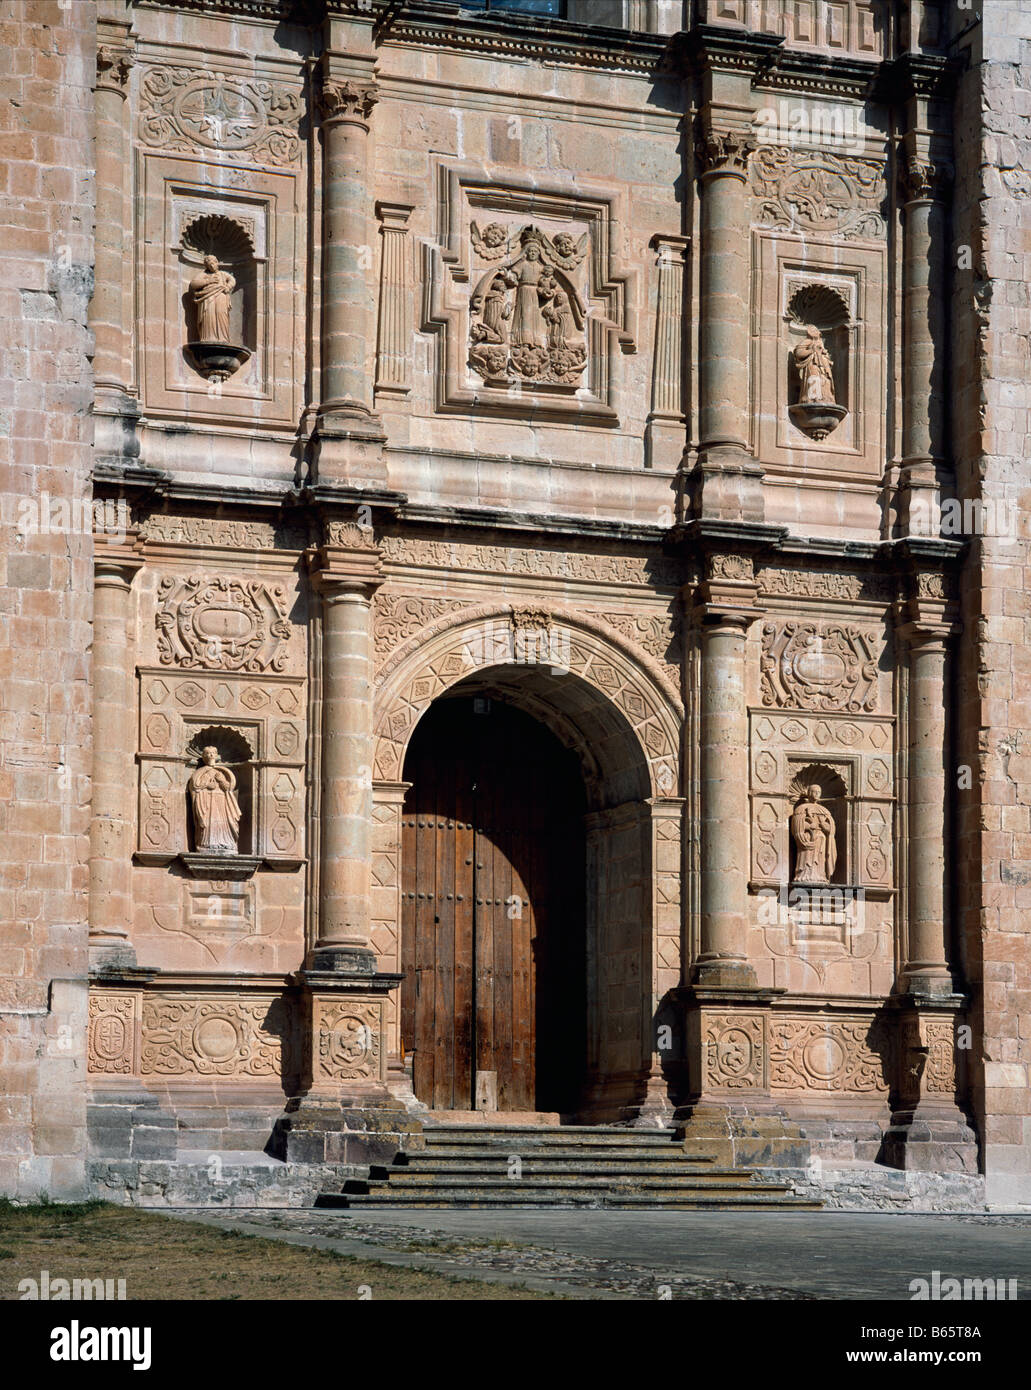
[793,326,837,406]
[786,284,850,442]
[790,785,838,883]
[188,747,241,854]
[189,254,235,343]
[469,224,587,387]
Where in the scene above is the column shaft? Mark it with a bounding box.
[698,160,750,453]
[89,555,141,966]
[696,619,755,985]
[903,629,952,991]
[320,82,378,419]
[93,42,134,394]
[314,578,377,969]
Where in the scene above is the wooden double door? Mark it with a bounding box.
[401,697,586,1113]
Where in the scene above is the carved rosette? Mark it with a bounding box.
[760,621,880,713]
[155,575,292,672]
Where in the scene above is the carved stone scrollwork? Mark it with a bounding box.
[770,1018,894,1094]
[155,574,292,672]
[751,147,887,240]
[138,66,302,166]
[761,621,880,713]
[704,1013,766,1090]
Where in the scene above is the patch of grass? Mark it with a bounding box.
[0,1203,554,1301]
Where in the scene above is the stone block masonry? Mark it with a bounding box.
[0,1,96,1201]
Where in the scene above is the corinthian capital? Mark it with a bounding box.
[319,78,378,125]
[899,155,954,204]
[695,125,754,178]
[96,43,135,92]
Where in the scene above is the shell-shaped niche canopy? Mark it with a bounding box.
[180,213,255,266]
[787,282,850,331]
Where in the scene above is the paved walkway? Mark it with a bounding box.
[167,1208,1031,1300]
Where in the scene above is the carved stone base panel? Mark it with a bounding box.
[88,983,301,1088]
[769,1013,894,1097]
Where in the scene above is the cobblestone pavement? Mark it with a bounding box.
[166,1208,1031,1301]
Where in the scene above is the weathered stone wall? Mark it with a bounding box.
[952,3,1031,1207]
[0,0,95,1200]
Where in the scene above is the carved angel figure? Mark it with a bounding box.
[793,326,836,405]
[790,785,837,883]
[188,254,235,343]
[188,746,241,853]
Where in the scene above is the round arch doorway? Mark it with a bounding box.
[400,694,587,1117]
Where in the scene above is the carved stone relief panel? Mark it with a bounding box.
[750,147,887,242]
[139,993,297,1080]
[748,710,895,995]
[421,161,636,423]
[769,1015,894,1095]
[701,1011,767,1092]
[136,669,306,870]
[88,992,139,1075]
[156,575,292,672]
[139,152,302,424]
[760,620,882,713]
[312,998,385,1085]
[138,65,302,167]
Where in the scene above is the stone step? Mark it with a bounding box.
[403,1148,715,1164]
[422,1130,682,1149]
[386,1158,731,1177]
[361,1172,760,1193]
[321,1189,818,1210]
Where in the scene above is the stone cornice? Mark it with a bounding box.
[371,1,673,76]
[680,24,784,80]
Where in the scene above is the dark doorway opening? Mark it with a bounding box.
[400,696,587,1115]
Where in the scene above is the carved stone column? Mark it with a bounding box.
[374,201,413,398]
[689,127,763,521]
[881,565,976,1173]
[93,25,139,464]
[315,68,385,482]
[645,233,689,470]
[897,152,952,533]
[693,555,762,988]
[89,545,144,970]
[897,575,957,997]
[309,523,383,973]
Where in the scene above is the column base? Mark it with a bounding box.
[307,945,378,975]
[880,1107,979,1174]
[691,959,758,989]
[673,1101,811,1169]
[270,1094,423,1166]
[89,941,138,972]
[684,447,765,523]
[312,411,387,485]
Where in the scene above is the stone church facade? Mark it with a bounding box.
[3,0,1030,1206]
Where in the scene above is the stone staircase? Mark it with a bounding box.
[315,1124,821,1210]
